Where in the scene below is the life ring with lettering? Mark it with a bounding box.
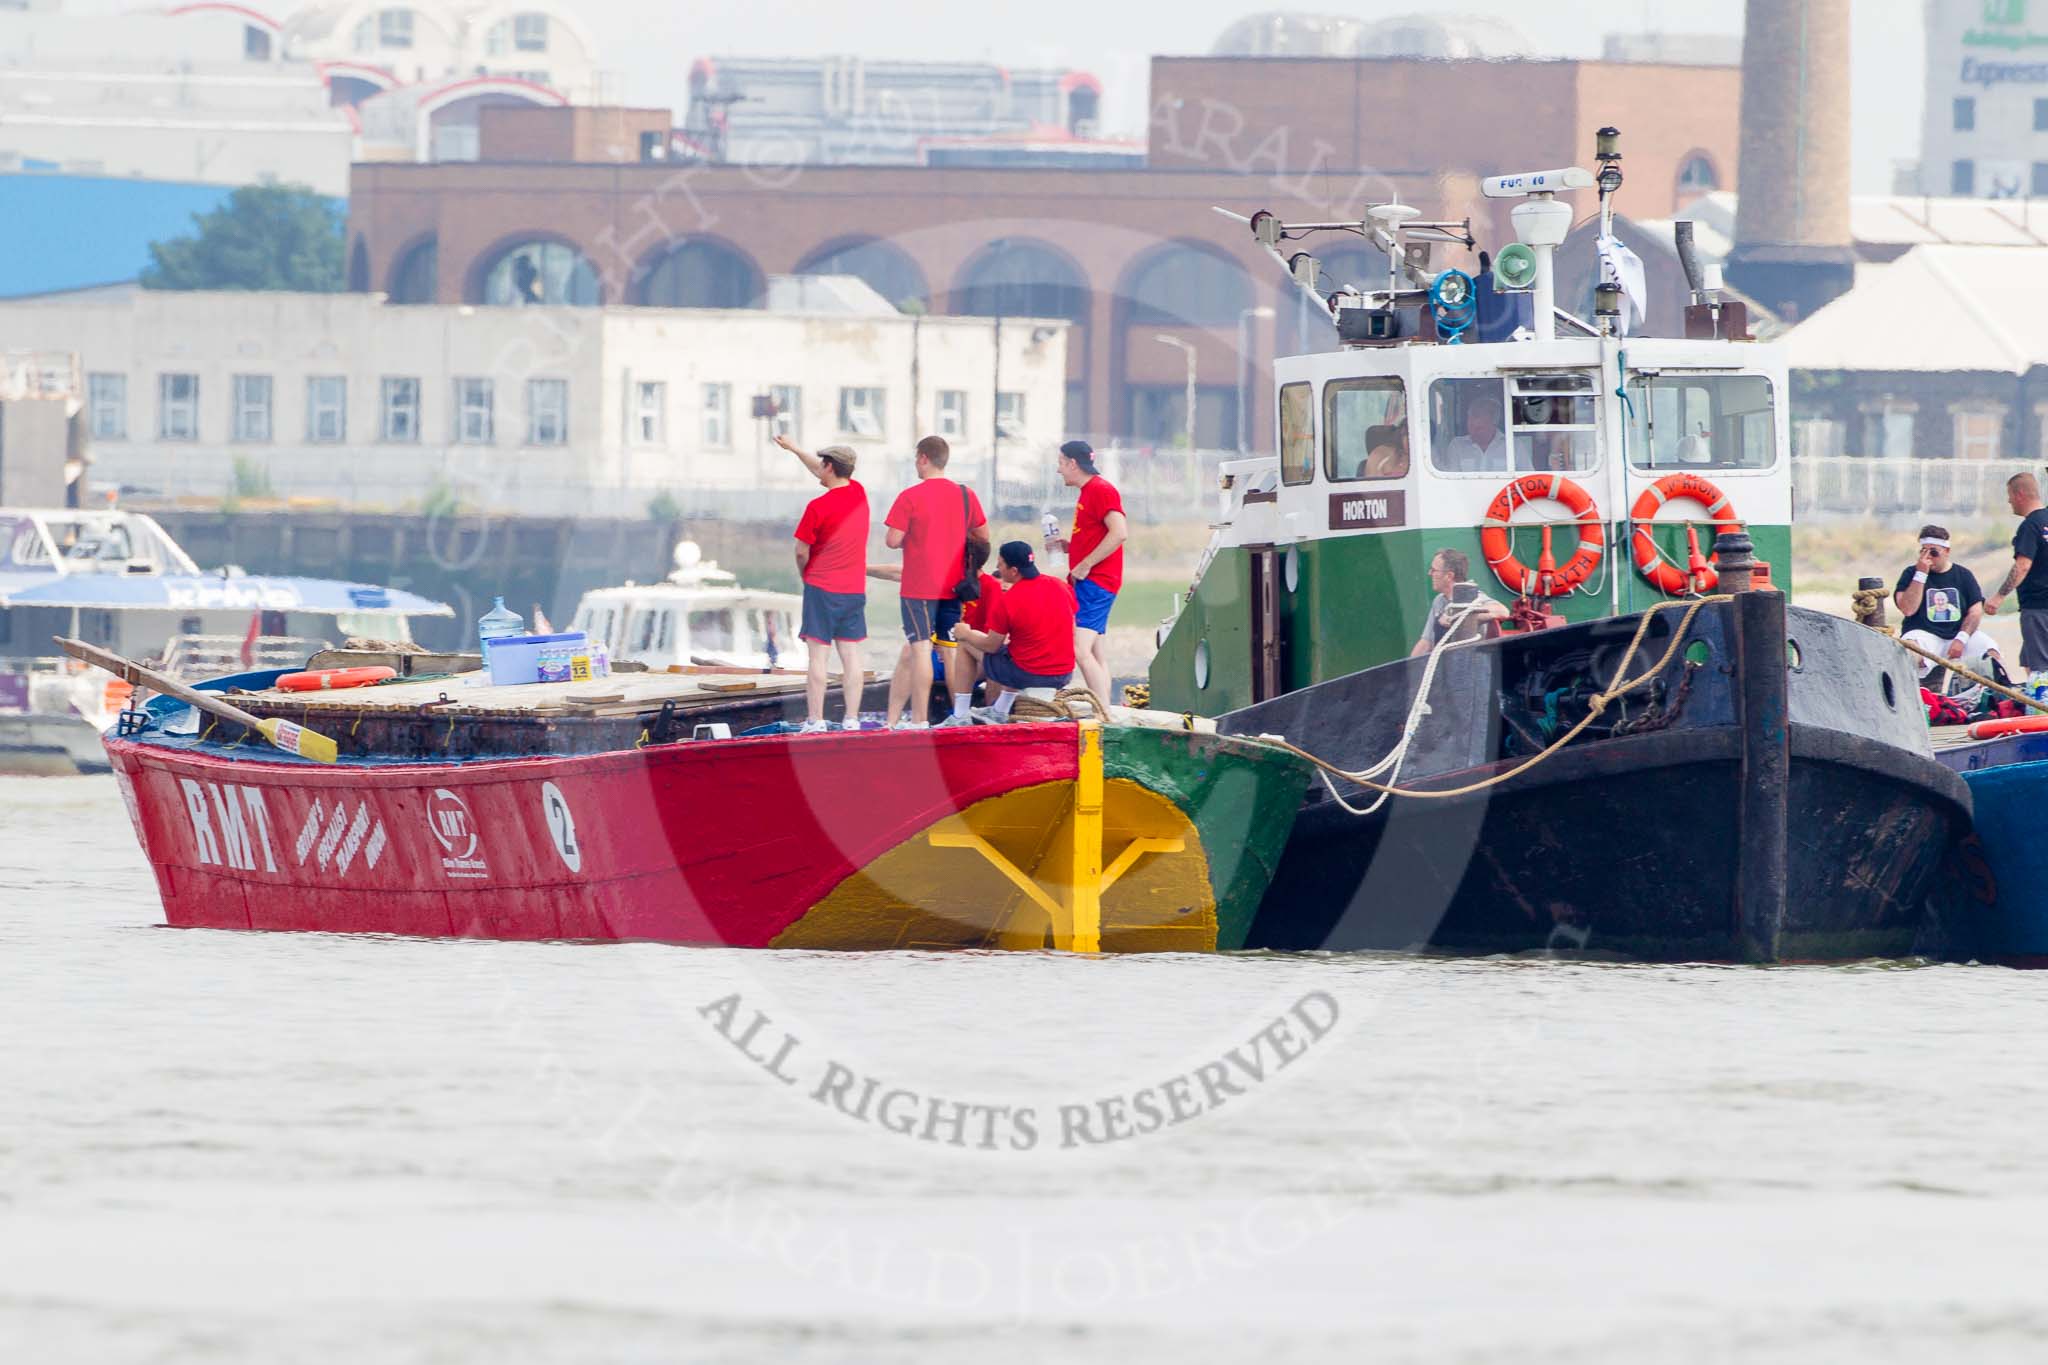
[1479,474,1606,598]
[1630,474,1743,596]
[276,666,396,692]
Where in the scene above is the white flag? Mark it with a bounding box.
[1597,233,1648,336]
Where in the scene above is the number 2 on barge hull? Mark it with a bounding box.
[1149,194,1790,714]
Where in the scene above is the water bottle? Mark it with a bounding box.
[477,596,524,657]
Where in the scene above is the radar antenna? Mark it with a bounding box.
[1213,204,1473,325]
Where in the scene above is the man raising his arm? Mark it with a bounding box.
[778,434,869,731]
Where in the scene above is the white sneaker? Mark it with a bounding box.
[841,719,864,731]
[798,719,831,734]
[890,720,930,730]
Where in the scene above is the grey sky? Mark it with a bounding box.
[244,0,1927,193]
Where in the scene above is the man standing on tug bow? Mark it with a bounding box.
[1984,472,2048,680]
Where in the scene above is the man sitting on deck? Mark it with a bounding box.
[949,542,1076,723]
[1894,523,2008,690]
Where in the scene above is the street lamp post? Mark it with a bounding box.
[1235,305,1275,456]
[1154,334,1197,454]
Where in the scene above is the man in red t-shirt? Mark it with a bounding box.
[780,434,869,731]
[951,542,1076,722]
[880,435,989,727]
[1046,440,1127,703]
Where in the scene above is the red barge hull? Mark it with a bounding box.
[105,722,1307,952]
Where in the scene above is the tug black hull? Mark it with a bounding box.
[1219,597,1970,963]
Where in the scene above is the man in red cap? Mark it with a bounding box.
[1047,439,1126,703]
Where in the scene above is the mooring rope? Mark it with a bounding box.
[1301,596,1498,816]
[1263,594,1730,807]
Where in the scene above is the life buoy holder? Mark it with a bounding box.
[276,666,396,692]
[1630,474,1743,596]
[1480,474,1606,598]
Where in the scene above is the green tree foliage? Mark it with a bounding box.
[142,184,346,292]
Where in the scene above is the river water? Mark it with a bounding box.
[6,772,2048,1363]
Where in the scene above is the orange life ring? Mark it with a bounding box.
[1967,715,2048,740]
[1479,474,1606,598]
[1630,474,1743,596]
[276,666,396,692]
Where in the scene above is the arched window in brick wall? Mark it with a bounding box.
[388,236,438,304]
[1122,241,1252,326]
[794,237,929,313]
[476,239,601,306]
[631,239,765,309]
[950,239,1089,321]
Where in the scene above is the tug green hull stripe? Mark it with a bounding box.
[1102,726,1310,951]
[1150,522,1793,715]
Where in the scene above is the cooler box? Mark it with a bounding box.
[485,632,588,686]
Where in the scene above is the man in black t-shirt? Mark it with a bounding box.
[1985,473,2048,673]
[1893,522,2005,685]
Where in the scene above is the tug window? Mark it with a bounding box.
[1430,372,1598,474]
[1324,377,1409,482]
[1279,382,1315,486]
[1508,373,1597,473]
[1627,373,1776,471]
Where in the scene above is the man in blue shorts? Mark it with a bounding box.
[1048,440,1127,702]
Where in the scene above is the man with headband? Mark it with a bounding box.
[1895,523,2007,686]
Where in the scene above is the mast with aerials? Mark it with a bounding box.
[1147,126,1790,716]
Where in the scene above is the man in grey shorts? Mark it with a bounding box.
[1985,472,2048,676]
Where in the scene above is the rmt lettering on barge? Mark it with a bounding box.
[177,779,279,873]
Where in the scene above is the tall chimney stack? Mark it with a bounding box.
[1723,0,1856,322]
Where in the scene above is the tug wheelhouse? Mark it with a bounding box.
[1149,141,1794,715]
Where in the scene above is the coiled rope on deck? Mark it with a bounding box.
[1264,594,1731,808]
[1011,686,1113,722]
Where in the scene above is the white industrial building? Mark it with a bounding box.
[0,280,1070,518]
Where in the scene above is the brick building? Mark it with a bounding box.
[344,53,1741,449]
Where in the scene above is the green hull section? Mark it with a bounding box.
[1150,522,1794,715]
[1103,727,1310,951]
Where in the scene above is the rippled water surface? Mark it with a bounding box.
[6,774,2048,1363]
